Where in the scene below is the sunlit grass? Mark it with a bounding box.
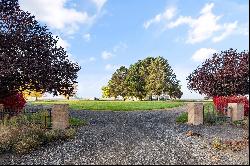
[31,100,184,111]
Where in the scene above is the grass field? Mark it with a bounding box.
[31,100,185,111]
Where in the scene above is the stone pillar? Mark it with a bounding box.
[188,103,204,125]
[227,103,244,122]
[52,104,69,130]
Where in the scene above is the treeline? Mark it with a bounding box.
[102,56,183,100]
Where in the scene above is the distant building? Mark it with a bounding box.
[152,94,170,101]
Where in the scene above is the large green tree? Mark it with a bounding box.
[146,56,183,99]
[0,0,80,99]
[107,66,128,99]
[103,56,183,100]
[125,61,147,100]
[168,83,183,99]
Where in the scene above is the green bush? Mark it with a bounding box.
[176,112,188,123]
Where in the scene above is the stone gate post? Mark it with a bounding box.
[52,104,69,130]
[227,103,244,122]
[188,103,204,125]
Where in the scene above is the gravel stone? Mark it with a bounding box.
[0,106,248,165]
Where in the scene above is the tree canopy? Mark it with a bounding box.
[187,48,249,97]
[108,66,128,99]
[0,0,81,99]
[102,56,183,100]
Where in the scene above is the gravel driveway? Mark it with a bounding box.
[0,106,249,165]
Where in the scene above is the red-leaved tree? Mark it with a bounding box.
[187,48,249,115]
[0,0,81,100]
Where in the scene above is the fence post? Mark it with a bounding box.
[188,103,204,125]
[51,104,69,130]
[227,103,244,122]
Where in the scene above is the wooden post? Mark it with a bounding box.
[227,103,244,122]
[188,103,204,125]
[51,104,69,130]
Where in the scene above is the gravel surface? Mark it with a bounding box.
[0,106,249,165]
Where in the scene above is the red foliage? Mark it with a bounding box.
[0,93,26,114]
[213,96,249,116]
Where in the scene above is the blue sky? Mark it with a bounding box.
[19,0,249,99]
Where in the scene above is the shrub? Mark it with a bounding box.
[0,126,19,153]
[213,96,249,116]
[176,112,188,123]
[13,134,42,154]
[0,113,77,155]
[44,130,58,142]
[64,128,77,139]
[211,138,226,150]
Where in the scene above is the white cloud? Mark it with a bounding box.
[200,2,214,14]
[192,48,217,62]
[212,21,238,42]
[19,0,101,34]
[179,3,222,44]
[102,51,114,60]
[144,7,176,29]
[147,2,243,44]
[101,42,128,60]
[83,33,91,42]
[167,16,194,28]
[90,0,107,12]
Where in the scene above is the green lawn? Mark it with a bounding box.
[30,100,184,111]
